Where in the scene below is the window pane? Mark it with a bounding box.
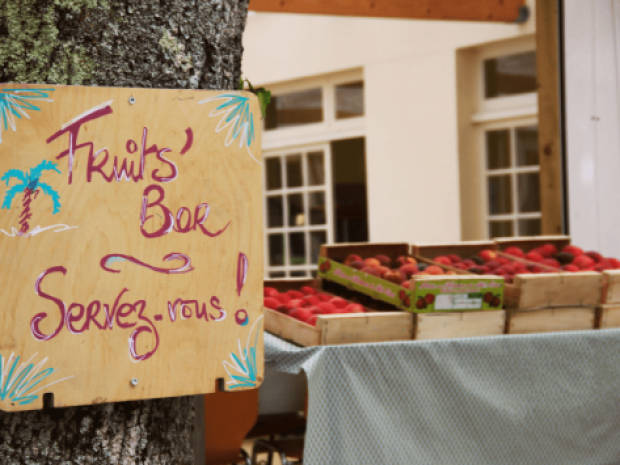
[517,172,541,212]
[489,221,514,238]
[307,152,325,186]
[269,271,285,278]
[289,232,306,265]
[265,88,323,129]
[266,196,283,228]
[287,194,305,226]
[310,230,327,264]
[486,130,510,170]
[311,270,318,278]
[309,192,326,225]
[488,175,512,214]
[266,158,282,190]
[516,126,539,166]
[335,81,364,119]
[286,154,303,187]
[291,270,308,277]
[268,234,284,266]
[484,51,537,98]
[519,218,541,236]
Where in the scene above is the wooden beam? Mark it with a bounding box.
[249,0,527,23]
[536,0,564,235]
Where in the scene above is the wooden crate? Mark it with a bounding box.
[265,308,414,346]
[507,308,596,334]
[596,305,620,329]
[264,279,505,346]
[504,273,602,334]
[602,270,620,304]
[415,311,505,340]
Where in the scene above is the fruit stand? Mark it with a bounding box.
[260,236,620,465]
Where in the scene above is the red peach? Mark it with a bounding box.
[562,245,584,257]
[486,261,500,270]
[276,293,291,304]
[434,256,452,266]
[363,258,381,268]
[361,266,382,277]
[384,270,404,284]
[307,306,322,315]
[264,287,279,298]
[289,299,303,308]
[317,302,338,314]
[541,258,561,269]
[504,246,525,258]
[573,255,596,269]
[307,315,318,326]
[540,244,559,258]
[300,286,317,296]
[344,254,363,265]
[295,309,314,322]
[496,257,511,265]
[400,264,419,278]
[349,261,365,270]
[584,251,604,263]
[375,254,392,267]
[346,303,365,313]
[317,293,332,302]
[376,266,391,278]
[264,297,280,309]
[562,264,580,272]
[286,290,304,299]
[276,304,289,313]
[478,249,497,262]
[330,298,349,309]
[526,264,542,273]
[451,263,467,270]
[525,251,543,262]
[396,256,417,266]
[462,259,476,267]
[426,265,445,275]
[304,295,321,306]
[447,254,462,264]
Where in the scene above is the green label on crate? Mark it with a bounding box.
[411,278,504,313]
[317,257,415,311]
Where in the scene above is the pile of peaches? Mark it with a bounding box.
[264,286,366,326]
[431,244,620,283]
[341,254,455,288]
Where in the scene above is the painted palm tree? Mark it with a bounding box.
[1,160,61,234]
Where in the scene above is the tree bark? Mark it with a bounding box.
[0,0,250,463]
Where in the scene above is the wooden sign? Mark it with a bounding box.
[0,84,264,411]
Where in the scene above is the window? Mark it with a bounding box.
[264,147,333,278]
[265,88,323,130]
[262,72,368,278]
[485,125,541,237]
[484,51,537,99]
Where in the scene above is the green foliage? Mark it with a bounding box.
[0,0,108,84]
[239,78,271,119]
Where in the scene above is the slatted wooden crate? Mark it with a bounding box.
[602,270,620,304]
[494,235,571,253]
[596,305,620,329]
[263,279,413,346]
[505,273,602,334]
[264,279,505,346]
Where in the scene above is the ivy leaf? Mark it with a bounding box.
[238,78,244,90]
[256,89,271,119]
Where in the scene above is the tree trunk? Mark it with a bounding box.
[0,0,249,463]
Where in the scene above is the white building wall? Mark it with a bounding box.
[243,5,535,243]
[564,0,620,258]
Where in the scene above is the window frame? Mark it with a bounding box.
[262,143,335,278]
[480,116,541,238]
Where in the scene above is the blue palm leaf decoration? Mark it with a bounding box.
[223,316,263,389]
[198,93,259,164]
[0,353,73,406]
[1,161,61,213]
[0,88,55,143]
[2,183,27,210]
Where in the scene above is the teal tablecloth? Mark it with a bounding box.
[263,329,620,465]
